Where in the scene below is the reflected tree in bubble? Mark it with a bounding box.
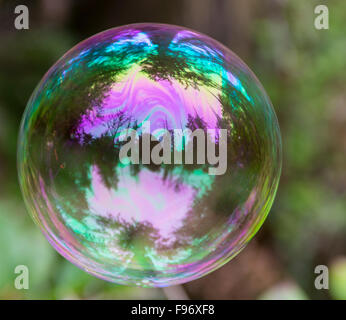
[18,23,281,287]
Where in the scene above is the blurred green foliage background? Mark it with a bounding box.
[0,0,345,299]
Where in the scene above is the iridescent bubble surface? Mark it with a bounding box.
[18,23,282,287]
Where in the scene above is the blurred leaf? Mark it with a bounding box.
[330,257,346,300]
[258,281,308,300]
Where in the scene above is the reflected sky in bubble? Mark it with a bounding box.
[18,23,281,287]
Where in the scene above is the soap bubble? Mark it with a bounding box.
[18,23,281,287]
